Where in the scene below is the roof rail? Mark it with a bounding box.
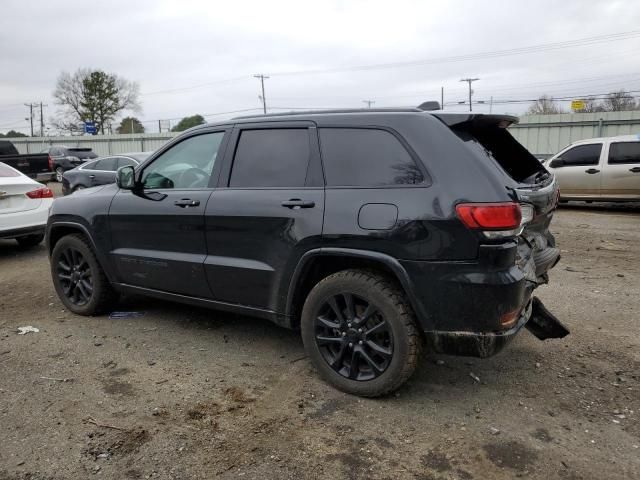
[232,107,423,120]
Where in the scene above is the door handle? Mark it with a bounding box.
[174,198,200,207]
[629,167,640,173]
[585,168,600,174]
[281,199,315,209]
[89,175,95,179]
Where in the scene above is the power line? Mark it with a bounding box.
[140,75,250,97]
[266,30,640,77]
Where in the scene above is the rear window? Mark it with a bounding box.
[230,129,310,188]
[453,125,545,183]
[608,142,640,165]
[0,141,19,156]
[66,148,97,160]
[319,128,425,186]
[0,163,21,177]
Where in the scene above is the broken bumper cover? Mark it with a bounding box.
[424,296,569,358]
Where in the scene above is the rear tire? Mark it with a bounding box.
[301,269,422,397]
[51,234,118,315]
[55,167,64,182]
[16,234,44,248]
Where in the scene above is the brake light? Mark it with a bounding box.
[455,202,522,230]
[48,154,53,171]
[26,187,54,199]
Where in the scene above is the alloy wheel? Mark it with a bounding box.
[314,292,393,381]
[56,247,93,306]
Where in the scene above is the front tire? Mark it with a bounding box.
[50,234,117,315]
[301,269,422,397]
[16,234,44,248]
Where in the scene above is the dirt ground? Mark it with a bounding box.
[1,189,638,479]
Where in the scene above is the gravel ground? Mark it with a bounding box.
[0,191,638,480]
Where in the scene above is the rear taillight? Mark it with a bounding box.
[455,203,522,230]
[26,187,54,199]
[48,154,53,171]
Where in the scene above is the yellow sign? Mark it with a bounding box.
[571,100,586,111]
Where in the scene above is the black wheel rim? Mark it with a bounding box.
[56,247,93,306]
[314,293,393,381]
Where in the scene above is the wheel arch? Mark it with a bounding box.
[286,248,428,330]
[47,221,116,282]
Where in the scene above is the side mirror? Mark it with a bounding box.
[549,158,564,168]
[116,165,136,190]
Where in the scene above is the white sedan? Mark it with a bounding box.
[0,162,54,247]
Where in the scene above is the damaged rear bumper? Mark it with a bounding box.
[424,296,569,358]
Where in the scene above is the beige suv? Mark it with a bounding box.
[547,135,640,202]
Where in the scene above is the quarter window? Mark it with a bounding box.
[319,128,424,186]
[118,157,137,168]
[608,142,640,165]
[141,132,224,189]
[559,144,602,166]
[229,129,310,188]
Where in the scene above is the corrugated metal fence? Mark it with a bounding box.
[9,111,640,157]
[510,111,640,156]
[10,133,178,156]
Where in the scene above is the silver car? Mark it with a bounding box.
[546,135,640,202]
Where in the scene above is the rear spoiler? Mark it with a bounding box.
[432,113,519,128]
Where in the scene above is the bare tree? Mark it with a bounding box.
[575,97,605,113]
[526,95,565,115]
[602,90,637,111]
[53,68,141,134]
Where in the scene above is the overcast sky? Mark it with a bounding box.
[1,0,639,134]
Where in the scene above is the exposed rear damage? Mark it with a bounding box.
[425,114,569,357]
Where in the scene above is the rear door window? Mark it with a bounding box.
[560,144,602,166]
[81,160,100,170]
[229,129,310,187]
[319,128,424,186]
[608,142,640,164]
[93,157,119,171]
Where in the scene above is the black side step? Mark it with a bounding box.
[526,296,570,340]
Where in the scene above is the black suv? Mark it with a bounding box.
[41,146,98,182]
[46,108,568,397]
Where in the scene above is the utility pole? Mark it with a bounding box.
[489,96,493,114]
[441,86,444,110]
[158,120,162,133]
[24,103,34,136]
[460,78,480,112]
[253,74,269,114]
[362,100,375,109]
[39,102,47,136]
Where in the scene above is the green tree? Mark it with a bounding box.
[171,114,205,132]
[116,117,145,134]
[53,68,141,134]
[2,130,27,137]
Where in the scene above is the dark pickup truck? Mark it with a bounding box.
[0,140,52,181]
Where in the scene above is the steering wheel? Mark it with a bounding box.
[177,167,209,188]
